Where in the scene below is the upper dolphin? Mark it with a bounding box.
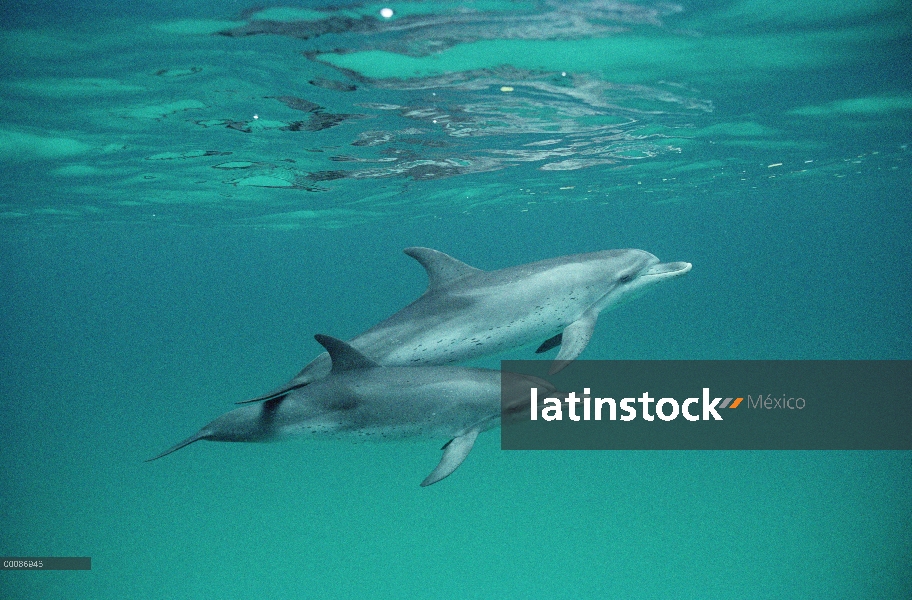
[244,247,691,403]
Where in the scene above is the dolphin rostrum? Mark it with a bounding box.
[148,334,559,486]
[244,247,691,403]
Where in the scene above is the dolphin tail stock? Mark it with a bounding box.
[146,432,207,462]
[420,427,482,487]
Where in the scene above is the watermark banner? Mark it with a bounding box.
[500,360,911,450]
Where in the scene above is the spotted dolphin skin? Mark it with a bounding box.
[244,247,692,403]
[148,335,558,486]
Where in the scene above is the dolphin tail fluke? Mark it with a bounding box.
[420,427,481,487]
[237,379,308,404]
[549,312,597,374]
[146,432,206,462]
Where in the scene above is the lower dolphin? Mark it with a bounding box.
[148,334,558,486]
[244,247,691,403]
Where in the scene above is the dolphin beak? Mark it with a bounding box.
[641,261,692,281]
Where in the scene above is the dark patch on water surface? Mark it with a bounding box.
[309,77,357,92]
[269,96,322,113]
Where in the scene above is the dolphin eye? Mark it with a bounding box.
[618,273,634,284]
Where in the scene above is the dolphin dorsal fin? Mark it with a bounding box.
[403,247,482,292]
[314,334,379,373]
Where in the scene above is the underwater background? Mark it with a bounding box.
[1,0,910,597]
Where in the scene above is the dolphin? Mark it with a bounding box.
[244,247,691,403]
[148,334,558,486]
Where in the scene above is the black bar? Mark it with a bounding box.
[1,557,91,570]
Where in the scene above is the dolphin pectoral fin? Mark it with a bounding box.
[146,432,206,462]
[420,428,481,487]
[535,333,563,354]
[549,314,597,374]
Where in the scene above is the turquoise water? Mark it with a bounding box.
[2,1,910,597]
